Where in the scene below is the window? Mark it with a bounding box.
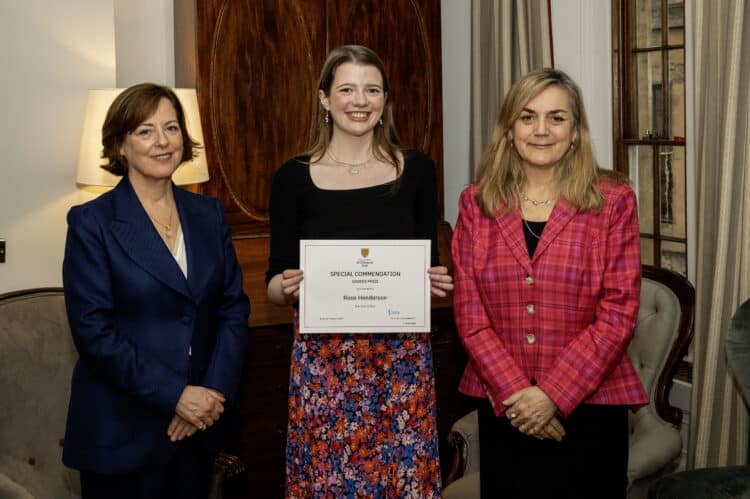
[612,0,687,276]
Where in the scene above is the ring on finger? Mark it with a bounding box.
[509,412,518,419]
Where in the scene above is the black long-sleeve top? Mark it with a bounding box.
[266,149,440,283]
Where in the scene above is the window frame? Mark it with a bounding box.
[611,0,689,274]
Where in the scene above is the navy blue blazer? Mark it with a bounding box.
[61,176,250,473]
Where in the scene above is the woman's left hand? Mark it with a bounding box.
[428,266,454,297]
[503,386,558,436]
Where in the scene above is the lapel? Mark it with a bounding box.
[494,210,533,274]
[494,197,578,269]
[530,197,577,264]
[174,186,215,303]
[109,176,191,299]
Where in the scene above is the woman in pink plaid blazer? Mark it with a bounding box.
[452,68,648,498]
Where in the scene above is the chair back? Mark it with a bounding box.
[628,265,695,426]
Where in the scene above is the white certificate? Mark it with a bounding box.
[299,240,431,333]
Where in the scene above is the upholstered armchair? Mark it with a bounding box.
[443,265,695,499]
[0,288,79,499]
[0,288,244,499]
[647,297,750,499]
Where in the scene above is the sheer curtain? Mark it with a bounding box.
[470,0,551,172]
[689,0,750,468]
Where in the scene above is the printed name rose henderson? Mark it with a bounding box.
[298,240,432,334]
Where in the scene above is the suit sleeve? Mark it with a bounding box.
[539,187,642,417]
[201,198,250,400]
[451,188,530,415]
[62,205,186,414]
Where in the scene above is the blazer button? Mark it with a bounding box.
[525,276,534,285]
[181,315,191,324]
[526,333,536,345]
[526,304,535,314]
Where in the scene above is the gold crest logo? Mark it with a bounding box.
[360,248,370,258]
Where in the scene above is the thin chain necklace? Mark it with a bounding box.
[523,217,543,239]
[521,191,556,207]
[520,205,544,240]
[327,149,373,175]
[146,202,175,238]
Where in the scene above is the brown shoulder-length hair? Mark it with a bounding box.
[101,83,200,176]
[475,67,625,217]
[305,45,401,172]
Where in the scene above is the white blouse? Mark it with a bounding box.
[171,226,188,278]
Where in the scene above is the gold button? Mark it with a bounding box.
[526,304,535,314]
[526,333,536,344]
[525,276,534,285]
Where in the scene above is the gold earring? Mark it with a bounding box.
[324,112,329,124]
[379,118,383,126]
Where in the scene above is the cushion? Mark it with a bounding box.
[0,290,81,498]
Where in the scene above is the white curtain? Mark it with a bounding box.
[470,0,552,173]
[689,0,750,468]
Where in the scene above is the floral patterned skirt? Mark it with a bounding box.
[285,326,441,499]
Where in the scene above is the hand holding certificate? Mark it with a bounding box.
[299,240,431,333]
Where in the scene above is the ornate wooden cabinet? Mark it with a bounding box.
[174,2,473,496]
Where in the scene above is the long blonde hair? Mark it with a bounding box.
[475,68,623,217]
[305,45,401,171]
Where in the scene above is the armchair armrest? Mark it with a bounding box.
[0,473,34,499]
[209,451,245,499]
[628,408,682,486]
[444,410,479,486]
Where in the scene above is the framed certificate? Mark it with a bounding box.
[299,240,431,333]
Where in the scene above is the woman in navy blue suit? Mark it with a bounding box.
[62,83,250,499]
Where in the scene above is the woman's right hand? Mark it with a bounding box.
[175,385,225,430]
[267,269,304,305]
[536,416,566,442]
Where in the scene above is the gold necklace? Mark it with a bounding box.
[146,202,175,238]
[327,149,373,175]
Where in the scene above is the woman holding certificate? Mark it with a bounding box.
[266,45,452,497]
[451,68,648,498]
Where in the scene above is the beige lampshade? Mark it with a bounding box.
[76,88,209,188]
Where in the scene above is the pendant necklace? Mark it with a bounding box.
[327,149,373,175]
[146,202,175,238]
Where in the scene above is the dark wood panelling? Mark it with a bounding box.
[223,322,294,498]
[208,1,324,223]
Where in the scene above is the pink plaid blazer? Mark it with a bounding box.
[451,181,648,418]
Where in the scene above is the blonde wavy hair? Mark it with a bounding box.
[475,68,624,217]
